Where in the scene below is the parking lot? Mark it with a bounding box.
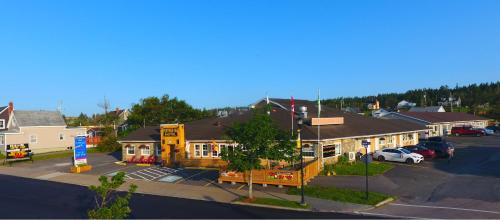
[311,133,500,218]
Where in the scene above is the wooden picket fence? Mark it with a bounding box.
[218,159,321,187]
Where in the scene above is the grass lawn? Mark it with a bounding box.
[288,186,393,206]
[238,197,310,209]
[32,147,103,161]
[332,161,394,176]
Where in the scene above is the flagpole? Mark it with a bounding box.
[291,96,294,136]
[317,89,321,159]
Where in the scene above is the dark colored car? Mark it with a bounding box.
[419,141,454,158]
[486,125,500,133]
[451,126,483,136]
[404,145,436,159]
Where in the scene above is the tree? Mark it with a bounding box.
[220,109,295,199]
[126,94,214,129]
[88,172,137,219]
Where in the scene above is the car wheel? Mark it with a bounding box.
[406,158,414,164]
[378,156,385,161]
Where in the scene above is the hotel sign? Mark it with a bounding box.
[74,136,87,166]
[163,128,178,137]
[5,144,31,161]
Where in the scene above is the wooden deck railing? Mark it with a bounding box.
[218,159,321,187]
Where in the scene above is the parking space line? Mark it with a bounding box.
[130,172,151,181]
[147,168,170,175]
[355,211,419,219]
[390,203,500,215]
[135,170,157,179]
[237,184,246,190]
[140,169,164,177]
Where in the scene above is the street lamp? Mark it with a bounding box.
[361,140,370,200]
[296,106,308,206]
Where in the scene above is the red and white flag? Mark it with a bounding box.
[291,96,295,116]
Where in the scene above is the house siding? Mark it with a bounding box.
[3,127,86,153]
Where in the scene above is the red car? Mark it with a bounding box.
[451,126,483,136]
[404,145,436,159]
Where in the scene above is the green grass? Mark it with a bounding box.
[288,186,392,206]
[331,161,394,176]
[239,197,310,209]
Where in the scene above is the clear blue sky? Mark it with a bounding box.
[1,0,499,115]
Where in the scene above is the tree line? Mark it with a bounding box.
[322,81,500,119]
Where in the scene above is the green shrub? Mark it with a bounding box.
[321,163,335,175]
[96,135,122,152]
[337,155,349,165]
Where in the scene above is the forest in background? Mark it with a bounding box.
[323,81,500,120]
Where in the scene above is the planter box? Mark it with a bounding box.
[70,165,93,173]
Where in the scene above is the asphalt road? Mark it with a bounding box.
[0,174,375,219]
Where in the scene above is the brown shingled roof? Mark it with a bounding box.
[398,112,488,123]
[119,126,160,142]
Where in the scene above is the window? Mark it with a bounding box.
[141,145,150,155]
[0,135,4,145]
[323,143,341,158]
[194,144,201,157]
[388,136,394,144]
[211,144,218,157]
[302,144,315,157]
[58,133,65,141]
[155,144,161,156]
[202,144,209,157]
[379,138,386,145]
[0,119,5,129]
[127,145,135,155]
[218,144,226,156]
[29,134,37,144]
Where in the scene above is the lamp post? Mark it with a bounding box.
[361,140,370,200]
[297,106,307,206]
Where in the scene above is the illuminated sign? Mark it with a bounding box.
[74,136,87,165]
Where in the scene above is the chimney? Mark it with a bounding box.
[8,101,14,115]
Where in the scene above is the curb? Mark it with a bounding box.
[374,197,395,208]
[232,201,312,212]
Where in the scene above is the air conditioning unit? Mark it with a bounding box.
[348,152,356,161]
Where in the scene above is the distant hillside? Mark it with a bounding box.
[323,81,500,120]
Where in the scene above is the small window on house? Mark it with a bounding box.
[127,145,135,155]
[0,135,4,145]
[59,133,65,141]
[30,135,37,144]
[388,136,394,144]
[322,143,341,158]
[202,144,209,157]
[141,145,150,155]
[302,144,315,157]
[194,144,201,157]
[0,119,5,129]
[379,138,386,145]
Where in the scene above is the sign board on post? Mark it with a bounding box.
[74,136,87,166]
[5,144,32,162]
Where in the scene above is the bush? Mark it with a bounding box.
[97,135,122,152]
[337,155,349,165]
[321,163,335,175]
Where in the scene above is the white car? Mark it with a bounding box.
[475,128,494,135]
[373,148,424,164]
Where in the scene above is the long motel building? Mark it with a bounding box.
[119,98,429,168]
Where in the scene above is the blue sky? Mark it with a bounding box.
[1,0,499,115]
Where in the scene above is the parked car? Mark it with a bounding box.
[418,141,454,158]
[373,148,424,164]
[475,128,494,135]
[404,145,436,159]
[485,125,500,133]
[451,126,483,136]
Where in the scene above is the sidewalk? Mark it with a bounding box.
[0,166,371,212]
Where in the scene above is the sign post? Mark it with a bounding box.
[361,140,370,200]
[74,135,87,166]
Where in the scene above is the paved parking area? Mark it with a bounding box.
[311,133,500,219]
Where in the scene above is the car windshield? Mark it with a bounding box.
[399,148,411,154]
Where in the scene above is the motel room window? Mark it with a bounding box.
[202,144,209,157]
[30,134,37,144]
[323,143,341,158]
[58,133,65,141]
[378,138,386,145]
[194,144,201,157]
[127,145,135,155]
[388,136,393,144]
[141,145,150,155]
[211,144,218,157]
[0,135,4,145]
[218,144,226,156]
[0,119,4,129]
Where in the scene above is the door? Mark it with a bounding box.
[169,144,176,164]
